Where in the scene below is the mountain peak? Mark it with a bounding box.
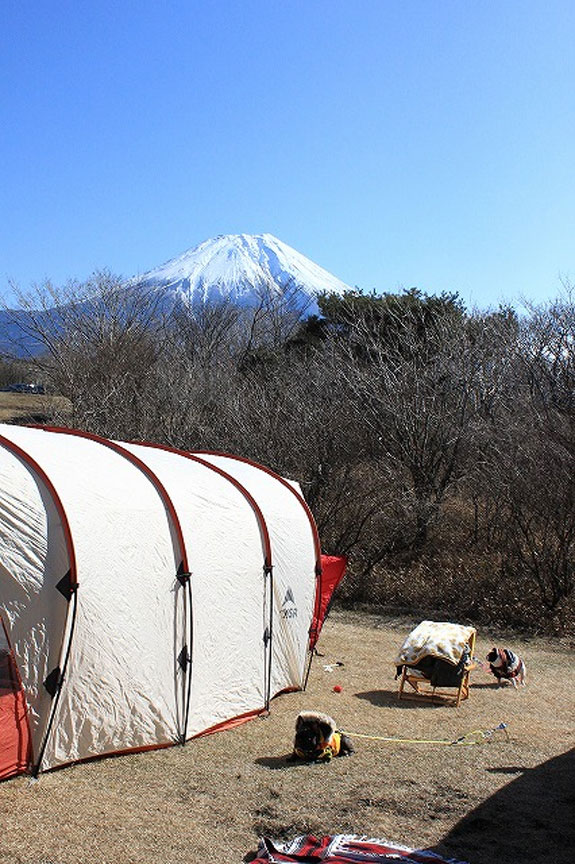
[134,233,352,312]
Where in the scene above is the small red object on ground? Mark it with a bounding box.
[333,684,342,693]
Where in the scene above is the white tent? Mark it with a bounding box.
[0,424,332,780]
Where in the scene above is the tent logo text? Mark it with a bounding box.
[280,587,298,620]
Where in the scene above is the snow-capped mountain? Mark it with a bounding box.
[133,233,351,313]
[0,234,352,356]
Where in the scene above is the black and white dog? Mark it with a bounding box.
[486,647,527,688]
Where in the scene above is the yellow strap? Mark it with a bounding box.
[329,731,342,756]
[340,730,487,746]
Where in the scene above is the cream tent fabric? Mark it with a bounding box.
[193,453,317,697]
[394,621,476,667]
[0,424,321,778]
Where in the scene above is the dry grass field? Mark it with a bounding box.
[0,393,70,425]
[1,611,573,864]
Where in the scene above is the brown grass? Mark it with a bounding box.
[0,393,71,424]
[1,611,574,864]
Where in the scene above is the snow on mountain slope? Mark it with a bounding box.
[0,234,352,355]
[134,233,352,312]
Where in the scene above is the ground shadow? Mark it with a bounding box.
[355,689,445,709]
[255,753,350,771]
[433,748,575,864]
[6,413,50,425]
[255,754,299,770]
[470,682,506,690]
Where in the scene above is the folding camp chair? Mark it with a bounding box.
[395,622,477,707]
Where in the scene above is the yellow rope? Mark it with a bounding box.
[341,724,508,747]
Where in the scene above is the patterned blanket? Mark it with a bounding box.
[252,834,469,863]
[394,621,476,668]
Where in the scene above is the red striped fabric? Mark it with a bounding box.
[252,834,469,863]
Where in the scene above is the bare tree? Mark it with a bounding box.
[498,291,575,623]
[4,272,167,436]
[333,292,496,550]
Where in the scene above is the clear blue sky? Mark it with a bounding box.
[1,1,573,310]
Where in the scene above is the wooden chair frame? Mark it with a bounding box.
[398,629,476,707]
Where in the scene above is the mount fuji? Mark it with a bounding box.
[132,233,352,314]
[0,234,353,356]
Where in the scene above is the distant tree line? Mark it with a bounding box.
[2,273,574,633]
